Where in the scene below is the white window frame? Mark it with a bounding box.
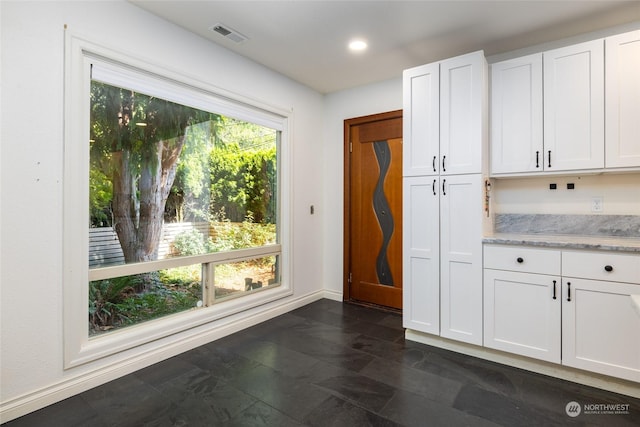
[63,32,292,368]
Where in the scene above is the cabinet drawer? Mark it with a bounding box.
[484,245,561,275]
[562,251,640,284]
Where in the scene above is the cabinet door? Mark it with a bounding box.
[402,176,440,334]
[440,174,483,345]
[490,54,543,174]
[484,270,561,363]
[440,51,486,175]
[562,278,640,382]
[606,30,640,168]
[544,40,604,171]
[403,63,440,176]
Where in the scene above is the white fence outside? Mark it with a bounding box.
[89,222,211,268]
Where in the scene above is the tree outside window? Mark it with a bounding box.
[89,81,279,335]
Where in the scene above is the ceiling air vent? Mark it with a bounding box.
[209,23,248,43]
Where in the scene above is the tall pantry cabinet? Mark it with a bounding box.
[403,51,488,346]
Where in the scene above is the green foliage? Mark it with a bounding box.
[89,277,137,331]
[172,219,276,256]
[89,81,277,228]
[89,80,218,242]
[89,167,113,227]
[116,283,199,325]
[172,229,208,256]
[89,271,201,335]
[209,214,276,252]
[209,143,276,223]
[167,120,218,222]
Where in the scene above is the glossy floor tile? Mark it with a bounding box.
[4,299,640,426]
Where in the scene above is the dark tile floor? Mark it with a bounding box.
[4,299,640,426]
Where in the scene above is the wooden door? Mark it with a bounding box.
[345,111,403,309]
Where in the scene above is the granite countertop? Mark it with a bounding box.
[483,233,640,253]
[487,214,640,253]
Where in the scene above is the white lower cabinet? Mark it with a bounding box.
[403,174,484,346]
[562,278,640,382]
[561,250,640,382]
[484,245,561,363]
[440,175,484,345]
[403,176,440,335]
[484,245,640,382]
[484,270,561,363]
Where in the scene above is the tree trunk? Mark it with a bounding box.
[111,136,185,292]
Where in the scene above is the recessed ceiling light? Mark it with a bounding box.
[348,39,368,52]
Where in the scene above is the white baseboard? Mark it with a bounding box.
[322,289,343,302]
[405,329,640,399]
[0,291,326,423]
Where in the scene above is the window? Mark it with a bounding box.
[64,34,291,367]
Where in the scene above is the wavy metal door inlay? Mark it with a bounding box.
[372,140,394,286]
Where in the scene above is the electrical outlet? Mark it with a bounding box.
[591,197,603,212]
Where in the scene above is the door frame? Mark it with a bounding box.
[343,109,403,302]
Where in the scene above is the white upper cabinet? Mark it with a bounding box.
[490,54,543,174]
[490,38,612,175]
[403,62,440,176]
[606,30,640,168]
[543,39,605,171]
[404,51,486,176]
[440,52,486,175]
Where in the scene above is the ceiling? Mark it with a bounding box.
[130,1,640,94]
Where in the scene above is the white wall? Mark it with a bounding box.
[493,174,640,215]
[322,78,402,298]
[0,1,325,420]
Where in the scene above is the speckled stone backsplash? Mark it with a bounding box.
[494,214,640,238]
